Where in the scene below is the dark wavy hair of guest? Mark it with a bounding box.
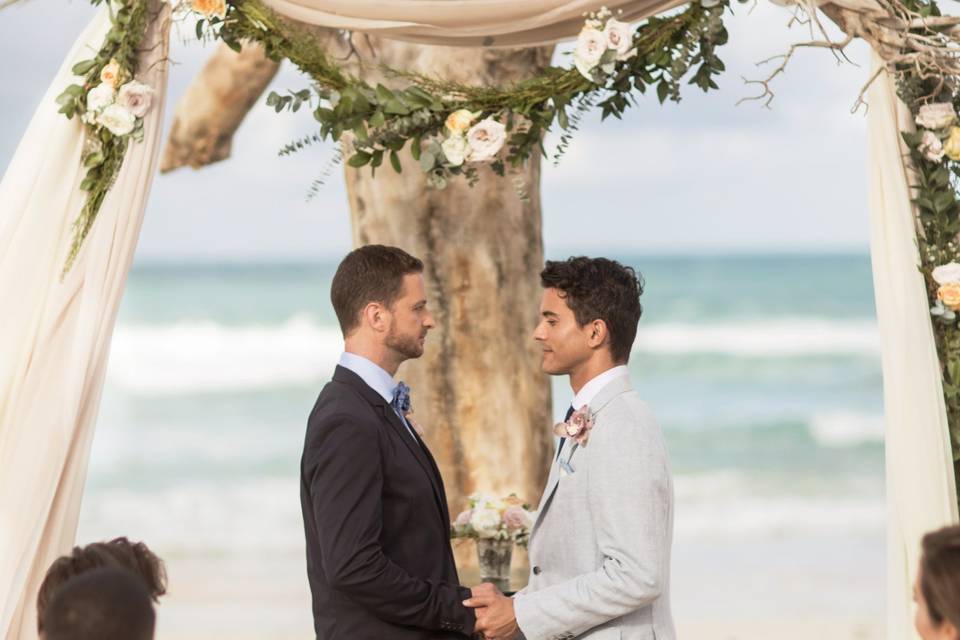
[331,244,424,336]
[540,256,644,363]
[36,537,167,633]
[920,525,960,633]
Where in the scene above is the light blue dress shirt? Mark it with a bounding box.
[338,352,420,444]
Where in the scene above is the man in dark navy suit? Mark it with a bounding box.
[301,244,477,639]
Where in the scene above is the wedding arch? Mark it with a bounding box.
[1,0,959,638]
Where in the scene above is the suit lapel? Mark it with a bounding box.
[379,405,450,522]
[333,366,450,528]
[530,441,563,537]
[530,375,634,538]
[417,436,453,524]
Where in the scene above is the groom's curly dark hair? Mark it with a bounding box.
[540,257,643,363]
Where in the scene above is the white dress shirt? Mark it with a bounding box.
[571,364,630,410]
[338,352,419,444]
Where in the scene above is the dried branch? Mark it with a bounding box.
[737,33,855,107]
[743,0,960,110]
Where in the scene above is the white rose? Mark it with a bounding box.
[86,83,115,113]
[603,19,633,60]
[933,262,960,285]
[470,508,503,539]
[117,80,154,118]
[465,118,507,163]
[919,130,945,162]
[916,103,957,130]
[441,134,468,167]
[96,104,136,136]
[574,27,607,81]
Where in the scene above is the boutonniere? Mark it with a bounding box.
[553,405,595,447]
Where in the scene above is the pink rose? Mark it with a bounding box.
[603,19,634,61]
[117,81,154,119]
[503,506,532,532]
[454,509,473,527]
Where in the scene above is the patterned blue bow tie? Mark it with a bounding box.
[391,382,411,414]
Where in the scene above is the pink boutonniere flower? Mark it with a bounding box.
[553,405,595,447]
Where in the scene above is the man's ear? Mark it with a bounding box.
[941,620,960,640]
[362,302,388,332]
[587,319,608,349]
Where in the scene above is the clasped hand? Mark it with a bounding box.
[462,582,519,640]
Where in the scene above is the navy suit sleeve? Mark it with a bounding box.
[305,412,475,635]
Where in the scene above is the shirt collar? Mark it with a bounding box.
[571,365,630,410]
[338,352,398,404]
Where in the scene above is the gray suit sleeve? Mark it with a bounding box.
[514,403,672,639]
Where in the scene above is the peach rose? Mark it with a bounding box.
[192,0,227,18]
[445,109,476,135]
[100,59,121,88]
[938,282,960,310]
[502,494,524,508]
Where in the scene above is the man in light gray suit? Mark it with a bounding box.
[465,256,675,640]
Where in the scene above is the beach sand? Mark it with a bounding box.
[155,531,885,639]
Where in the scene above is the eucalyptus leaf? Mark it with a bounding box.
[71,59,97,76]
[420,151,436,172]
[347,151,372,168]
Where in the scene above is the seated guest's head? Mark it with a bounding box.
[41,568,156,640]
[916,525,960,640]
[37,537,166,633]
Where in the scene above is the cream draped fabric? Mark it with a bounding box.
[0,3,171,638]
[262,0,688,47]
[1,2,958,640]
[866,51,959,640]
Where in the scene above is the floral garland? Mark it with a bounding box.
[896,1,960,489]
[904,103,960,473]
[196,0,731,189]
[55,0,157,275]
[55,0,732,267]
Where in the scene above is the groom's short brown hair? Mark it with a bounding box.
[540,257,643,363]
[331,245,424,336]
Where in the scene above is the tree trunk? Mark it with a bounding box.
[166,35,556,574]
[343,40,556,543]
[160,42,281,172]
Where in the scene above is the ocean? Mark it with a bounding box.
[76,253,885,635]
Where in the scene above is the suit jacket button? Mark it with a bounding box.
[532,566,542,575]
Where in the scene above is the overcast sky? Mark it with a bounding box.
[0,1,874,261]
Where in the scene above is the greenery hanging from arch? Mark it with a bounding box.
[211,0,733,186]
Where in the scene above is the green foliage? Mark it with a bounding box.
[894,3,960,499]
[59,0,734,268]
[215,0,731,186]
[56,0,152,276]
